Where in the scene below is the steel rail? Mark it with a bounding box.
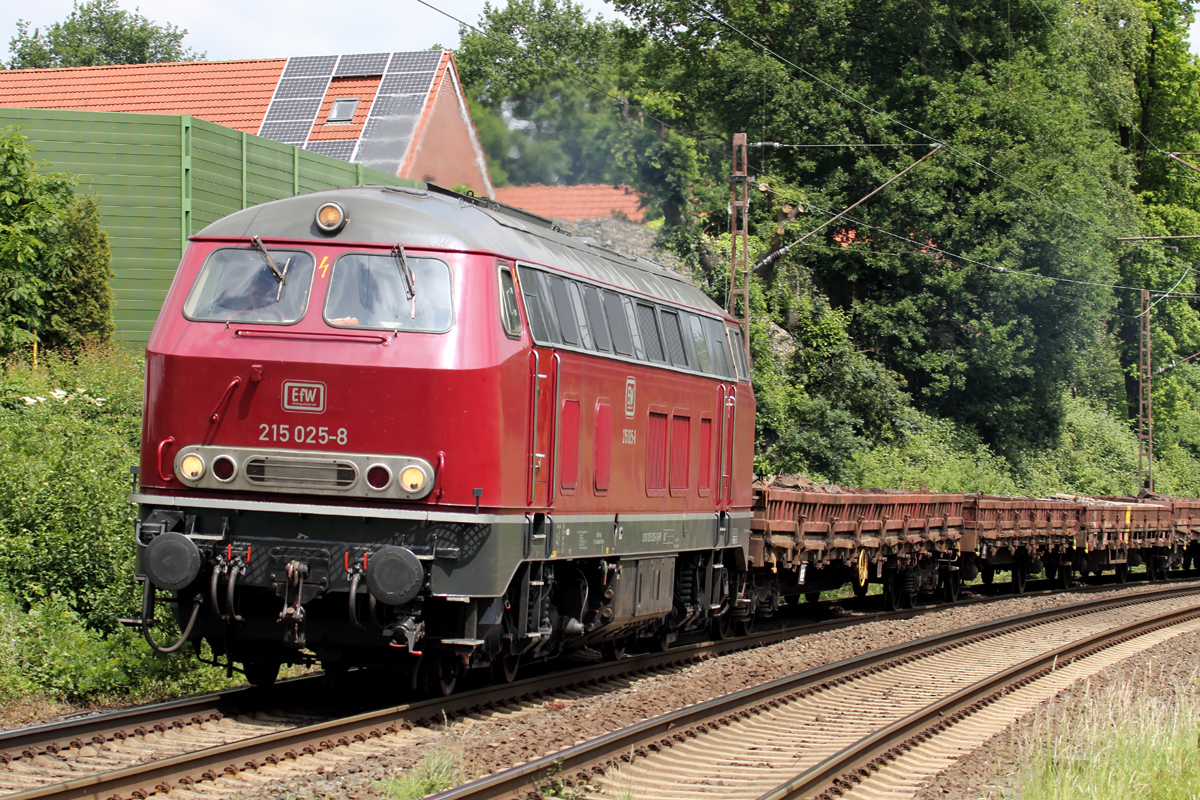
[759,602,1200,800]
[0,674,321,764]
[4,580,1193,799]
[425,586,1200,800]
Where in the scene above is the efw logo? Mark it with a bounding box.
[282,380,326,414]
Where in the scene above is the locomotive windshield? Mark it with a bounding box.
[325,253,453,332]
[183,247,314,324]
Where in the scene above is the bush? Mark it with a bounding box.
[0,346,229,703]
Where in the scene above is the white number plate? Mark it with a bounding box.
[259,423,347,446]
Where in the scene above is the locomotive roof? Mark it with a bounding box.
[195,185,728,316]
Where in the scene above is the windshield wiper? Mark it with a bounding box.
[391,243,417,318]
[251,236,289,300]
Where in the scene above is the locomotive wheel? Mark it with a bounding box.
[436,655,461,696]
[243,660,281,687]
[1011,561,1028,594]
[493,654,520,685]
[602,639,627,661]
[734,615,756,637]
[710,612,733,641]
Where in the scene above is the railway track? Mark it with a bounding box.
[1,578,1193,800]
[431,585,1200,800]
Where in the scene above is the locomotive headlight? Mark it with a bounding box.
[179,454,205,481]
[315,202,347,233]
[399,466,426,492]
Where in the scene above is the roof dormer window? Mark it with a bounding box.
[328,97,360,123]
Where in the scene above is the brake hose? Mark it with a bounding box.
[141,579,202,655]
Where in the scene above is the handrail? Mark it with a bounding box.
[208,376,241,424]
[156,437,176,482]
[549,353,562,505]
[528,350,542,506]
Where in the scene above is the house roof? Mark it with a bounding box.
[494,184,646,223]
[0,59,285,132]
[0,51,492,196]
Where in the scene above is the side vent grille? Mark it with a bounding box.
[245,456,358,489]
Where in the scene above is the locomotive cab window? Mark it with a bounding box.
[183,246,315,325]
[728,325,750,382]
[324,253,452,332]
[518,266,561,345]
[498,263,522,338]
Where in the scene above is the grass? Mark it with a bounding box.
[378,746,466,800]
[1005,662,1200,799]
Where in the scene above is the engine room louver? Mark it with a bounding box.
[244,456,358,489]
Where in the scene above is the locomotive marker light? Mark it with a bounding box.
[315,202,347,234]
[366,463,393,490]
[211,454,237,482]
[179,453,205,481]
[400,465,426,492]
[143,532,202,592]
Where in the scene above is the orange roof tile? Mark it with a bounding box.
[308,76,381,141]
[495,184,645,223]
[0,59,285,133]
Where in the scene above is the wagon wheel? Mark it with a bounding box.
[980,565,995,585]
[1057,562,1073,589]
[851,551,871,599]
[1011,560,1028,594]
[1114,563,1128,584]
[882,569,901,612]
[1044,563,1058,582]
[805,592,822,604]
[899,568,918,609]
[940,568,961,603]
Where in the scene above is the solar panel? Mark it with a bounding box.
[386,51,442,73]
[259,121,313,145]
[378,72,436,96]
[282,55,337,78]
[305,140,356,160]
[367,95,425,118]
[264,98,323,122]
[273,78,329,99]
[334,53,390,77]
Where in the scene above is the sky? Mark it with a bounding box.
[0,0,1195,61]
[0,0,625,61]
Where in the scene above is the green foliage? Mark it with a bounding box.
[0,347,226,703]
[8,0,204,69]
[0,127,115,354]
[378,747,465,800]
[41,194,115,349]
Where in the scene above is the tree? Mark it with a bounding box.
[0,126,114,353]
[8,0,204,70]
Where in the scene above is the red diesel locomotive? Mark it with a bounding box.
[134,184,756,689]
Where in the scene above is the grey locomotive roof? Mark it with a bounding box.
[194,185,727,316]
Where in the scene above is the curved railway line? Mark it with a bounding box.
[1,579,1195,800]
[431,585,1200,800]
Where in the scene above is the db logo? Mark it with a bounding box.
[624,377,636,419]
[282,380,326,414]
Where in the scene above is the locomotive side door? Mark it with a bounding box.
[517,264,558,508]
